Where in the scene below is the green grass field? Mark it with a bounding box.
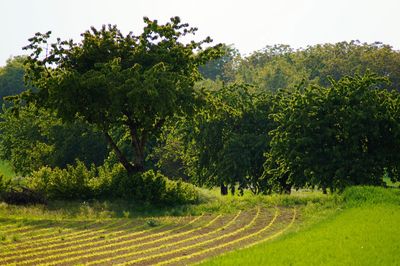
[200,187,400,266]
[0,182,398,265]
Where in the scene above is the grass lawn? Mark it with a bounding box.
[200,187,400,266]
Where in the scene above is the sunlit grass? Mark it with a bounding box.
[0,187,336,221]
[200,187,400,266]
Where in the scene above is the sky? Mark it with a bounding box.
[1,0,400,66]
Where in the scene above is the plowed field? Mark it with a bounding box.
[0,207,296,265]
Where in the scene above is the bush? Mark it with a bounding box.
[28,161,199,204]
[0,175,46,205]
[104,165,199,204]
[29,161,95,200]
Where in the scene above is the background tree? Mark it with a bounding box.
[21,17,222,175]
[198,44,240,82]
[264,73,400,193]
[0,105,108,176]
[299,41,400,89]
[229,41,400,92]
[0,56,29,107]
[231,45,308,91]
[182,82,274,195]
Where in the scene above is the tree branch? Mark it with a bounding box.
[104,131,134,174]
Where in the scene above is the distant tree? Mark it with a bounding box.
[185,83,274,195]
[0,105,108,176]
[264,73,400,193]
[0,56,29,106]
[20,17,222,175]
[230,41,400,92]
[233,45,308,92]
[300,41,400,89]
[199,44,240,82]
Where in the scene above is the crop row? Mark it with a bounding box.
[10,214,215,265]
[0,214,207,265]
[0,207,296,265]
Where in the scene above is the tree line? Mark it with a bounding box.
[1,17,400,202]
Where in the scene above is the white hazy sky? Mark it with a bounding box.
[1,0,399,66]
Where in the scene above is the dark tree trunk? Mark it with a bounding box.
[104,132,135,175]
[220,184,228,195]
[128,126,145,172]
[230,184,235,195]
[283,183,292,194]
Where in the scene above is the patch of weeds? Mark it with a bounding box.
[11,235,19,242]
[123,211,130,218]
[0,235,6,241]
[146,219,159,227]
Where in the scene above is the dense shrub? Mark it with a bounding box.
[29,161,95,200]
[0,175,46,205]
[28,161,199,204]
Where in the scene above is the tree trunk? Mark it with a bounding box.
[104,132,135,175]
[220,184,228,195]
[283,183,292,194]
[230,184,235,195]
[128,126,145,172]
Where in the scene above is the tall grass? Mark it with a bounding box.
[0,186,336,221]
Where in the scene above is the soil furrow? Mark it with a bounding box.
[32,214,213,266]
[155,208,297,266]
[5,215,205,265]
[0,219,130,259]
[85,208,263,266]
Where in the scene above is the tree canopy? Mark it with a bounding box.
[0,56,29,107]
[21,16,222,175]
[225,41,400,92]
[264,73,400,193]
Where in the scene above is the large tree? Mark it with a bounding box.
[181,82,274,195]
[264,73,400,193]
[20,17,222,175]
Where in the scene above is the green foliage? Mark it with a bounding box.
[21,17,223,175]
[265,73,400,192]
[230,41,400,92]
[198,44,240,82]
[300,41,400,89]
[180,82,275,194]
[28,161,199,204]
[0,174,12,198]
[0,105,108,176]
[0,160,15,179]
[28,161,95,200]
[0,56,29,107]
[231,44,309,91]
